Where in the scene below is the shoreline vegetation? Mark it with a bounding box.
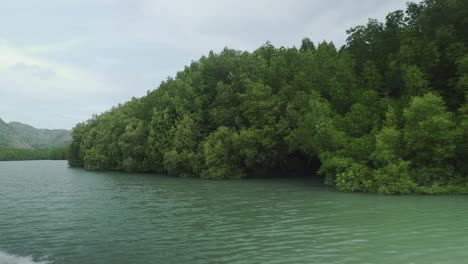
[68,0,468,194]
[0,147,68,161]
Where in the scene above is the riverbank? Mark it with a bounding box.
[0,148,67,161]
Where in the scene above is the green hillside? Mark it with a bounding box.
[0,118,31,148]
[0,118,71,149]
[8,122,71,149]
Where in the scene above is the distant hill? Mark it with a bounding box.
[0,118,71,149]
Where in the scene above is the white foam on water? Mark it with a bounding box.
[0,251,49,264]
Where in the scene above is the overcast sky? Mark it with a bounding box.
[0,0,409,129]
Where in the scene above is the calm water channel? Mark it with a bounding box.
[1,160,467,264]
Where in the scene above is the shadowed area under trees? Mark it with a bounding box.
[68,0,468,194]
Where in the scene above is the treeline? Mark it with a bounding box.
[69,0,468,194]
[0,147,68,161]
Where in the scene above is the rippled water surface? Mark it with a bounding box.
[1,161,468,264]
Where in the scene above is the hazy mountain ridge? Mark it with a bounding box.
[0,118,71,149]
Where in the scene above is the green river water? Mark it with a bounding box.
[0,160,467,264]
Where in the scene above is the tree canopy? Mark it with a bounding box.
[69,0,468,194]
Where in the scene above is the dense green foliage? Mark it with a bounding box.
[0,147,68,161]
[69,0,468,194]
[0,118,71,149]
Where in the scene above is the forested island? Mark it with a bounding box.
[68,0,468,194]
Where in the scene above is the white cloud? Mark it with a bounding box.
[0,0,409,129]
[0,41,112,99]
[23,39,85,55]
